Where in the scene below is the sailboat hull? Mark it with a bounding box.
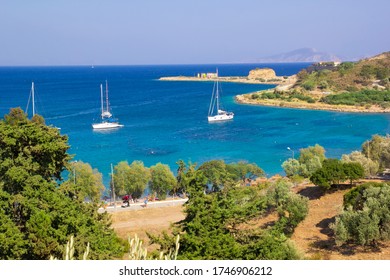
[208,113,234,122]
[92,122,124,129]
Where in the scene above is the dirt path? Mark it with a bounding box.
[292,184,390,259]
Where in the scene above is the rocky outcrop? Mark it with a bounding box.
[248,68,277,80]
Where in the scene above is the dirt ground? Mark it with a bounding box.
[110,184,390,260]
[111,205,185,245]
[291,183,390,260]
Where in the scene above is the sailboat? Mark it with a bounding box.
[25,82,60,129]
[92,81,124,130]
[207,69,234,122]
[26,82,37,117]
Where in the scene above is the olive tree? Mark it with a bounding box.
[113,161,150,199]
[61,161,104,203]
[149,163,177,200]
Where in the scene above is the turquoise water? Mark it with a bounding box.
[1,64,390,188]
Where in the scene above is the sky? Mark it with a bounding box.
[1,0,389,66]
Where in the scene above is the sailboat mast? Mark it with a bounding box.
[105,80,109,113]
[31,82,35,116]
[215,69,219,112]
[100,84,104,116]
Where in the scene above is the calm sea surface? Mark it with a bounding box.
[1,64,390,188]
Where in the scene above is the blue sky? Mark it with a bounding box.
[1,0,389,65]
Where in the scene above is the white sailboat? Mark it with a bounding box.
[25,82,60,129]
[92,81,124,129]
[208,69,234,122]
[26,82,37,117]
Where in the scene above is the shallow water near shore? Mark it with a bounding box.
[1,63,390,189]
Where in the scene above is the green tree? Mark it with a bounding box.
[149,163,176,200]
[362,134,390,170]
[0,109,124,259]
[341,151,379,177]
[60,161,104,204]
[310,158,345,190]
[226,161,264,185]
[266,179,309,235]
[318,80,329,90]
[3,107,28,126]
[113,161,150,199]
[343,162,365,185]
[282,158,301,177]
[360,65,375,80]
[296,144,326,177]
[31,114,46,125]
[332,183,390,246]
[197,160,230,191]
[175,160,195,196]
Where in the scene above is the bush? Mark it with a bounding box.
[321,90,390,107]
[310,159,364,190]
[332,183,390,246]
[302,81,316,91]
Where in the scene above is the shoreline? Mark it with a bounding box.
[235,94,390,114]
[159,73,390,114]
[159,75,293,85]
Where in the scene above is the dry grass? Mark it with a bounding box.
[111,205,185,249]
[110,183,390,260]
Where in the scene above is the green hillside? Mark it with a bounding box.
[295,51,390,92]
[244,51,390,111]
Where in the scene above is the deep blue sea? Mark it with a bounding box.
[1,63,390,188]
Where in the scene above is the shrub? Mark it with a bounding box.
[332,183,390,246]
[302,81,316,91]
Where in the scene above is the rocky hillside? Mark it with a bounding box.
[294,51,390,93]
[238,51,390,113]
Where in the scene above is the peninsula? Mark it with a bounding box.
[237,51,390,113]
[159,68,297,85]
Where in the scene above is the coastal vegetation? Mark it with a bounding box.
[149,175,308,260]
[332,182,390,246]
[2,107,390,260]
[238,51,390,112]
[282,135,390,190]
[113,160,151,199]
[0,108,124,260]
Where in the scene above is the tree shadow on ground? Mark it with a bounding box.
[297,185,325,200]
[316,217,335,236]
[297,184,354,200]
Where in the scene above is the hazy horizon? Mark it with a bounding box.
[1,0,389,66]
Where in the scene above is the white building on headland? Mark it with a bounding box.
[197,72,218,79]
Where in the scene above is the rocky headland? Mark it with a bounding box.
[159,68,297,85]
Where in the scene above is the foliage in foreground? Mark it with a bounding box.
[332,183,390,246]
[149,174,307,260]
[0,108,124,260]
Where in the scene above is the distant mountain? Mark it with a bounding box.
[258,48,342,63]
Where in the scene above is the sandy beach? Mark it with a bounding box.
[235,94,390,113]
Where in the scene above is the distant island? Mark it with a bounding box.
[237,51,390,113]
[255,47,342,63]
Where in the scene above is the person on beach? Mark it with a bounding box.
[122,195,130,207]
[144,196,149,207]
